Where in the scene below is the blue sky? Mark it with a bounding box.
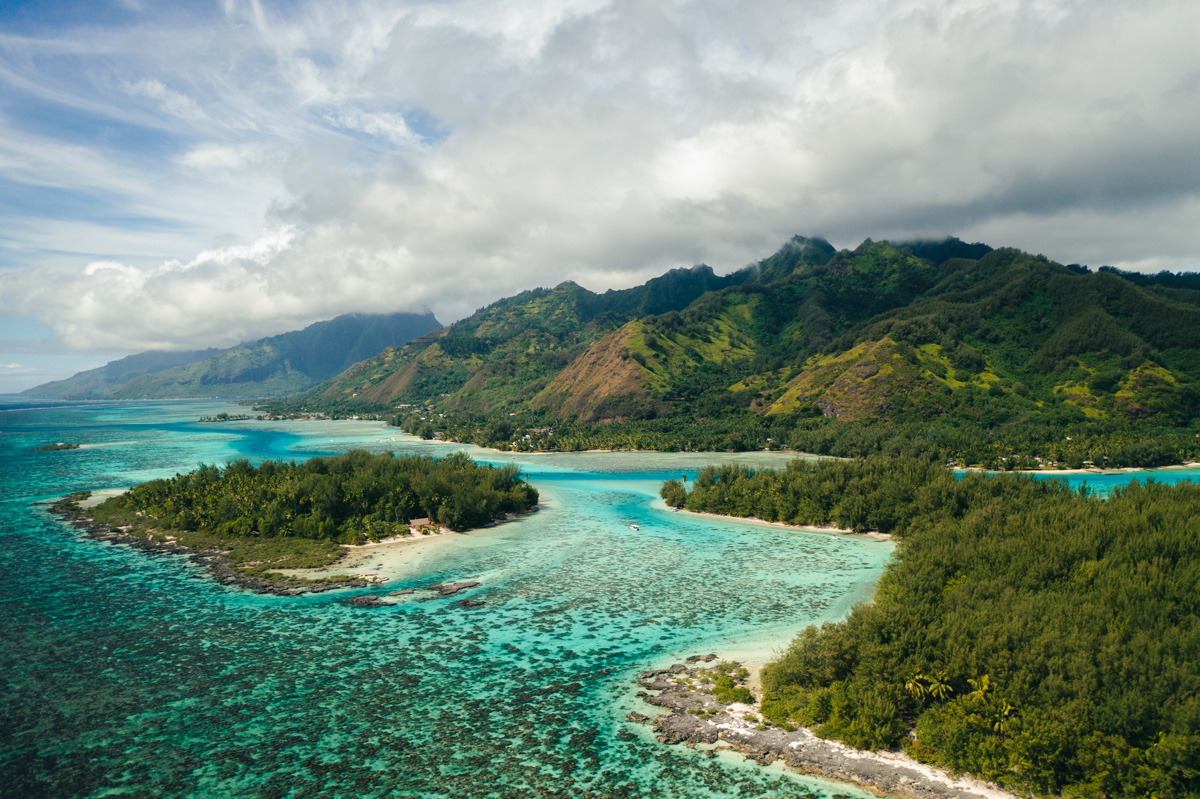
[2,0,1199,393]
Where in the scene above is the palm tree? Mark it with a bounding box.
[927,671,953,701]
[967,674,991,703]
[992,700,1015,736]
[905,672,929,702]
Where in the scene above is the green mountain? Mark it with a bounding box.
[311,263,754,413]
[26,312,441,400]
[22,348,227,399]
[269,238,1200,466]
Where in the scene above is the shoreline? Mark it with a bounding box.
[1013,459,1200,476]
[49,493,527,597]
[674,507,893,541]
[253,418,1200,474]
[48,495,382,596]
[635,658,1017,799]
[44,495,472,597]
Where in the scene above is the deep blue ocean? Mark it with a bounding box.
[2,400,1195,798]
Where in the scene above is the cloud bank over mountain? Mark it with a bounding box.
[1,0,1198,358]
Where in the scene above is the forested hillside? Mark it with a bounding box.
[305,263,752,412]
[21,347,226,399]
[269,237,1200,467]
[25,312,441,399]
[661,458,1200,798]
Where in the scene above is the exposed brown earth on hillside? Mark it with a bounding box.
[532,323,662,422]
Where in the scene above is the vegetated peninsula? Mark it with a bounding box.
[264,236,1200,470]
[54,450,537,594]
[654,457,1200,799]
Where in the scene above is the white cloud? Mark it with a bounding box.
[178,143,277,175]
[324,109,422,146]
[127,78,208,121]
[0,0,1198,360]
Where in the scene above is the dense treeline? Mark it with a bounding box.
[660,457,1071,535]
[783,416,1199,470]
[386,406,1199,471]
[662,458,1200,798]
[95,450,538,545]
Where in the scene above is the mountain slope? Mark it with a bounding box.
[22,348,227,399]
[26,312,441,400]
[311,263,759,412]
[272,237,1200,464]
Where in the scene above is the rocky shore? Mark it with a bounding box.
[634,659,1017,799]
[48,495,382,597]
[344,581,485,608]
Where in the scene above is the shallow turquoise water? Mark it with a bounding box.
[0,401,888,799]
[2,401,1193,798]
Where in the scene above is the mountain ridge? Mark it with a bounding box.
[24,311,442,400]
[267,236,1200,466]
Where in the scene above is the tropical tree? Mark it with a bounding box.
[927,671,953,701]
[905,672,928,702]
[967,674,992,703]
[991,700,1015,737]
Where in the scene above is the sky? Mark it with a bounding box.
[1,0,1198,392]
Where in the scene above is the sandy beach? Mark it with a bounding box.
[273,527,466,584]
[1014,460,1200,475]
[673,506,893,541]
[954,460,1200,476]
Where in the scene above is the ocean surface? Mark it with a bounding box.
[2,400,1195,798]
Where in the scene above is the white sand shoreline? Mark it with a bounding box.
[959,460,1200,476]
[673,506,893,541]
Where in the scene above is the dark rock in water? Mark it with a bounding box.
[346,595,388,608]
[655,713,719,745]
[640,674,676,691]
[457,598,486,609]
[420,580,481,600]
[388,588,416,596]
[626,712,648,722]
[667,664,686,674]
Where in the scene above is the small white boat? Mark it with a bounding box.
[630,524,640,530]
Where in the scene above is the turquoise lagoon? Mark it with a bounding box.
[2,400,1195,798]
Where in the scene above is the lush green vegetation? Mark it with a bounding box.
[663,457,1200,798]
[712,668,754,706]
[385,407,1200,470]
[265,236,1200,469]
[25,312,439,400]
[92,450,538,573]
